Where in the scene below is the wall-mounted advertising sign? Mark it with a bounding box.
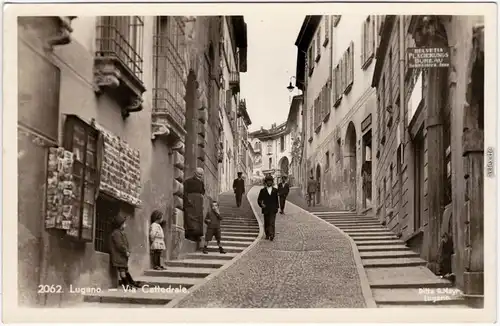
[407,47,450,69]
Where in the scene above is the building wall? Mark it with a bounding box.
[18,16,172,306]
[372,15,485,300]
[305,15,377,211]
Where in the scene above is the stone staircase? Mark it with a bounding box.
[82,191,259,306]
[311,210,468,308]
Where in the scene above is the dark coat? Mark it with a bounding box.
[109,216,129,268]
[184,176,205,195]
[257,187,279,215]
[233,178,245,194]
[205,209,222,229]
[307,179,318,193]
[277,182,290,197]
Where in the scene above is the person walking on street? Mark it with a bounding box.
[183,167,206,246]
[257,175,279,241]
[232,172,245,207]
[277,176,290,214]
[202,199,226,254]
[307,176,318,207]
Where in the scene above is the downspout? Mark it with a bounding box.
[398,16,405,234]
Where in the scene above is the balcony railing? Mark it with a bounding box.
[152,88,186,131]
[229,71,240,94]
[95,16,144,81]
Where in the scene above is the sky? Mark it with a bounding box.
[239,14,305,133]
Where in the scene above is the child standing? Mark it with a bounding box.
[202,200,226,254]
[110,215,140,288]
[149,210,166,270]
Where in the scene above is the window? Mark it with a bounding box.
[153,17,187,130]
[280,135,285,152]
[269,157,272,169]
[333,63,342,107]
[381,75,386,140]
[361,15,375,69]
[333,15,341,27]
[267,142,272,154]
[95,195,120,253]
[324,16,330,46]
[344,42,354,94]
[407,71,423,125]
[63,115,99,242]
[389,164,394,207]
[95,16,145,80]
[335,137,342,162]
[325,151,330,170]
[308,41,315,75]
[316,30,321,62]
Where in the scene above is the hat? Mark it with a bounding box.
[113,215,126,228]
[237,172,243,175]
[264,175,274,182]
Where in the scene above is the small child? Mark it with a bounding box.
[110,215,140,288]
[149,210,166,270]
[202,200,226,254]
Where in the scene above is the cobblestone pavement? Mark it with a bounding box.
[175,186,366,308]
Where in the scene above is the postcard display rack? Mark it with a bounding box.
[45,116,142,242]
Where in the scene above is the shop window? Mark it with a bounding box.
[63,115,99,242]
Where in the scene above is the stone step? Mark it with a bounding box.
[321,217,377,222]
[134,275,201,289]
[143,266,218,278]
[346,231,395,237]
[221,222,259,227]
[366,266,444,284]
[83,288,177,305]
[184,252,237,261]
[329,222,382,227]
[166,259,227,269]
[221,218,258,222]
[222,235,259,242]
[221,231,259,238]
[355,239,405,246]
[351,235,399,241]
[221,225,260,230]
[363,257,427,268]
[372,288,465,305]
[206,245,245,253]
[360,250,420,259]
[340,228,388,233]
[357,244,410,252]
[218,240,254,248]
[370,278,453,289]
[377,303,469,308]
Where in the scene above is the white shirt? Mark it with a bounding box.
[267,186,273,195]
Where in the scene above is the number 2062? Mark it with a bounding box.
[38,285,63,294]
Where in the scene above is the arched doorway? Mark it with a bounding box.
[345,122,357,211]
[316,164,321,204]
[279,156,289,177]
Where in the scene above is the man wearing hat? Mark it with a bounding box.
[232,172,245,207]
[277,176,290,214]
[257,175,279,241]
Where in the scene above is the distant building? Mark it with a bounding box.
[249,122,292,183]
[286,95,304,186]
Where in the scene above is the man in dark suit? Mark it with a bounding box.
[232,172,245,207]
[277,176,290,214]
[257,175,279,241]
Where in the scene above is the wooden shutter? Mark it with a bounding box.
[349,42,354,85]
[361,20,366,65]
[341,54,346,92]
[368,15,374,58]
[332,67,337,103]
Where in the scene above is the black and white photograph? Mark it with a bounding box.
[4,1,497,323]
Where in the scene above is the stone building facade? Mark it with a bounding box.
[249,122,292,183]
[287,95,304,187]
[236,99,252,179]
[218,17,248,193]
[372,15,484,305]
[295,15,380,211]
[17,15,247,307]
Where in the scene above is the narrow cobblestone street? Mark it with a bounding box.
[175,186,368,308]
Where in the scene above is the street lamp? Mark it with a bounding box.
[286,76,297,92]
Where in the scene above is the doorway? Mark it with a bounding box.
[414,129,425,232]
[345,122,357,211]
[315,164,321,204]
[362,130,373,209]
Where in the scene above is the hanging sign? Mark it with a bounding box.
[407,47,450,69]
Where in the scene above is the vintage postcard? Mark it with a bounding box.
[3,1,497,323]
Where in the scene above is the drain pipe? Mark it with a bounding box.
[397,16,405,235]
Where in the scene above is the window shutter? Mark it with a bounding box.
[332,68,337,102]
[350,41,354,85]
[325,16,329,41]
[368,16,374,57]
[361,20,365,65]
[341,54,346,92]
